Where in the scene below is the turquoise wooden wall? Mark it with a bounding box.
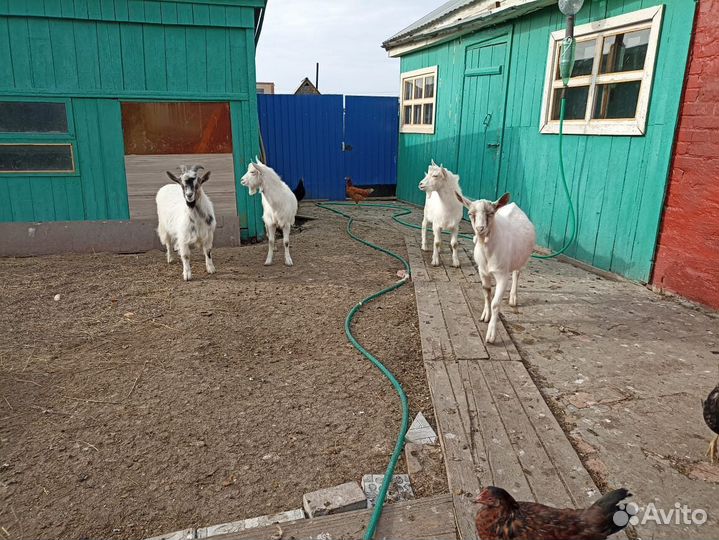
[396,0,696,282]
[0,0,265,239]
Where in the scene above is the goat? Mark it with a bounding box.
[419,160,464,267]
[455,192,536,344]
[156,165,216,281]
[240,158,298,266]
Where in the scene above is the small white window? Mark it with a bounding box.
[400,66,437,134]
[539,6,663,136]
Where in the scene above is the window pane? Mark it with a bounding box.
[0,101,68,133]
[593,81,641,119]
[551,86,589,120]
[0,144,74,172]
[556,39,596,79]
[121,102,232,154]
[600,28,650,74]
[414,78,424,99]
[413,104,422,124]
[403,105,412,125]
[423,103,434,125]
[424,76,435,99]
[403,80,413,100]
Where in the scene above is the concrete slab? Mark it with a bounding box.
[302,481,367,518]
[145,529,194,540]
[196,509,305,538]
[502,257,719,539]
[361,474,414,507]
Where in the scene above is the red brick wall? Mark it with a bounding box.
[652,0,719,309]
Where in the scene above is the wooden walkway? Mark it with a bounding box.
[220,495,456,540]
[405,235,601,540]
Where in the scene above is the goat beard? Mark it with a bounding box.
[186,200,196,209]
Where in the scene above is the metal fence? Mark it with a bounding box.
[257,94,398,200]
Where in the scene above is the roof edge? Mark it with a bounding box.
[383,0,552,54]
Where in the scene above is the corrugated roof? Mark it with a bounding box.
[385,0,480,44]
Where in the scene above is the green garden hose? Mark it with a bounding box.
[532,95,577,259]
[316,201,412,540]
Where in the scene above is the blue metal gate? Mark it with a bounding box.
[344,96,398,189]
[257,94,398,200]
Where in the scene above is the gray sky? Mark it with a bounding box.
[256,0,441,96]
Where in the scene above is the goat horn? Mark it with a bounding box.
[191,164,205,172]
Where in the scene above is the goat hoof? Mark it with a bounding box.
[264,261,273,266]
[183,273,192,281]
[285,260,294,267]
[486,327,497,343]
[509,296,517,307]
[452,260,460,268]
[206,265,216,274]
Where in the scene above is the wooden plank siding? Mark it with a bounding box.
[0,0,265,238]
[395,0,696,282]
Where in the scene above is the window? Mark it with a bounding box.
[0,144,74,173]
[539,6,663,136]
[0,102,69,133]
[400,66,437,134]
[0,99,76,174]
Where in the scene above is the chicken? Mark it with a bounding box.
[475,486,631,540]
[704,383,719,463]
[346,176,374,204]
[292,177,305,203]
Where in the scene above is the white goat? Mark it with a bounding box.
[419,160,465,267]
[456,192,536,344]
[156,165,216,281]
[240,158,297,266]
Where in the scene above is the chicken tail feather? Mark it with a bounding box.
[587,488,632,535]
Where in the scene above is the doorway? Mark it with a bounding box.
[121,101,237,219]
[456,34,509,199]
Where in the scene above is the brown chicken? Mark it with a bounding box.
[475,486,631,540]
[346,177,374,204]
[704,383,719,463]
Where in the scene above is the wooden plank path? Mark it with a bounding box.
[217,495,456,540]
[405,235,601,540]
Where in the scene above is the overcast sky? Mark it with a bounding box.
[256,0,441,96]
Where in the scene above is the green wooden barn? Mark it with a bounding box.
[0,0,266,253]
[383,0,697,282]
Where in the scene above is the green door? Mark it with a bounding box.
[456,36,508,199]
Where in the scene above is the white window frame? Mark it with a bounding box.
[400,66,438,134]
[539,6,663,136]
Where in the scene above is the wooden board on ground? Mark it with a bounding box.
[435,282,488,360]
[424,360,485,540]
[405,236,430,282]
[215,494,456,540]
[414,282,452,361]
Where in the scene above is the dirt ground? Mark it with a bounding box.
[0,203,446,540]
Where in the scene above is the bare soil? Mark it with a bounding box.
[0,203,446,540]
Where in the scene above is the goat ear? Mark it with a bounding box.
[199,171,211,184]
[455,191,471,209]
[166,171,181,184]
[494,192,511,209]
